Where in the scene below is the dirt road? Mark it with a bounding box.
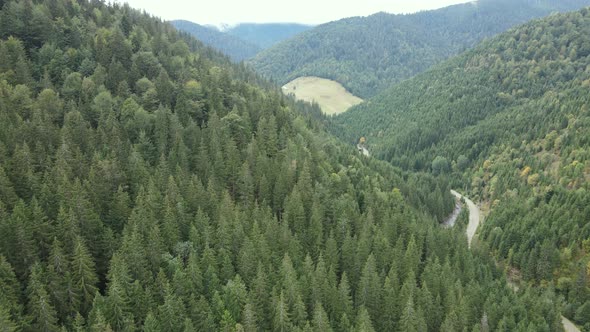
[449,190,580,332]
[450,190,480,247]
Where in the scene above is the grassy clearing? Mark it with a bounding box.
[282,76,363,115]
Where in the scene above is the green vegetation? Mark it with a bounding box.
[0,0,569,331]
[171,21,312,62]
[282,76,363,115]
[333,7,590,327]
[171,20,261,62]
[250,0,590,98]
[225,23,313,49]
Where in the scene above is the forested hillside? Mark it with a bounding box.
[171,21,312,62]
[334,7,590,327]
[250,0,590,98]
[0,0,569,331]
[224,23,312,49]
[171,20,261,62]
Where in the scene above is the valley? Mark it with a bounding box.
[448,191,582,332]
[250,0,590,98]
[0,0,589,331]
[333,6,590,329]
[282,76,363,115]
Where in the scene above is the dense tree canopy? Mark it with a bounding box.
[333,7,590,327]
[0,0,571,331]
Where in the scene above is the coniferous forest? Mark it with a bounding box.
[334,7,590,329]
[0,0,587,331]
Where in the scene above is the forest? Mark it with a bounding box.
[333,7,590,329]
[223,23,312,50]
[0,0,572,331]
[249,0,590,98]
[170,20,261,62]
[171,21,313,63]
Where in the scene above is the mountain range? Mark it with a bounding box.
[249,0,590,98]
[171,20,312,62]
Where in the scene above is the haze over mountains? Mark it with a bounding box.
[250,0,590,98]
[170,20,262,61]
[171,20,312,61]
[2,0,590,331]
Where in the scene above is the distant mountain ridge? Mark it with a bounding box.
[249,0,590,98]
[224,23,313,49]
[172,21,313,62]
[171,20,261,61]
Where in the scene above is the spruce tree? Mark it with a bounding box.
[311,302,333,332]
[355,306,376,332]
[27,264,60,332]
[70,236,98,315]
[272,291,291,332]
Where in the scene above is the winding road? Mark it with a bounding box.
[450,190,480,247]
[449,190,580,332]
[562,316,581,332]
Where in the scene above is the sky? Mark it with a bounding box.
[116,0,471,26]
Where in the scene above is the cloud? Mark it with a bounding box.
[117,0,470,25]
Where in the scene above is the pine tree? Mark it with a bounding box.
[5,200,37,280]
[324,232,339,271]
[402,236,421,281]
[355,306,376,332]
[0,166,18,209]
[190,295,217,332]
[251,265,271,331]
[291,294,308,328]
[0,304,19,332]
[382,275,399,332]
[223,274,248,323]
[142,311,160,332]
[418,282,441,332]
[398,296,420,332]
[336,272,353,322]
[46,238,75,320]
[307,201,324,259]
[157,285,186,331]
[29,198,52,260]
[0,256,23,326]
[186,250,204,295]
[440,310,460,332]
[70,236,98,315]
[356,254,382,322]
[220,309,237,332]
[27,263,60,332]
[272,291,291,332]
[285,188,306,236]
[104,271,132,330]
[183,318,196,332]
[242,301,258,332]
[311,302,333,332]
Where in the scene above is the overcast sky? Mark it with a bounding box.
[116,0,471,26]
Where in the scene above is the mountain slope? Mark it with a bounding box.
[250,0,590,98]
[171,20,261,61]
[225,23,313,49]
[333,7,590,325]
[0,0,567,331]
